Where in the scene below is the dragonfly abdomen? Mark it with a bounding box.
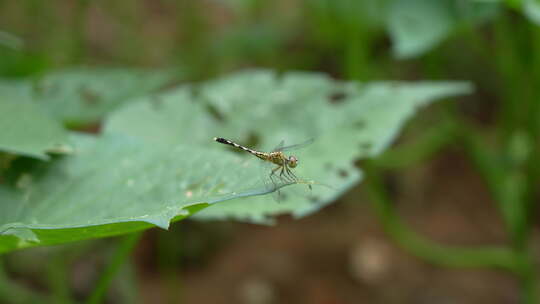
[214,137,268,160]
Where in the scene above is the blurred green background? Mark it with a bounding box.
[1,0,540,303]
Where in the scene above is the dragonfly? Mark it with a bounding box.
[213,137,314,192]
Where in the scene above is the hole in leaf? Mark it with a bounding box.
[72,123,101,134]
[328,91,347,104]
[79,86,101,105]
[32,81,45,95]
[274,70,285,81]
[150,96,163,110]
[205,103,225,122]
[33,79,58,97]
[189,86,201,100]
[360,142,372,151]
[354,120,366,129]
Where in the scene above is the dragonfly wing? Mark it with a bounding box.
[278,138,315,152]
[271,140,285,152]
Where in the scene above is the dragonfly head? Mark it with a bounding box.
[288,155,298,168]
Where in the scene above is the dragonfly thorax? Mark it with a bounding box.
[267,152,286,165]
[268,152,298,168]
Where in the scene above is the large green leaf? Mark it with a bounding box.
[0,69,472,252]
[0,67,178,126]
[0,98,70,160]
[0,69,472,253]
[106,70,472,223]
[0,131,288,253]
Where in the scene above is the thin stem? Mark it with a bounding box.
[454,120,538,303]
[344,25,369,81]
[364,162,520,272]
[86,232,143,304]
[47,252,74,304]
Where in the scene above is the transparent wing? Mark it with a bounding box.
[275,138,315,152]
[271,140,285,152]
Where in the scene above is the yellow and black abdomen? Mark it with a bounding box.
[214,137,269,161]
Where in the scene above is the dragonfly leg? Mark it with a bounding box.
[282,167,291,183]
[270,166,281,176]
[285,166,297,182]
[279,166,285,179]
[279,166,295,184]
[269,165,282,190]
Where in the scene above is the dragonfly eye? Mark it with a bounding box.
[288,156,298,168]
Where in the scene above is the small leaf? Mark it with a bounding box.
[0,67,178,126]
[523,0,540,25]
[387,0,455,58]
[386,0,499,58]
